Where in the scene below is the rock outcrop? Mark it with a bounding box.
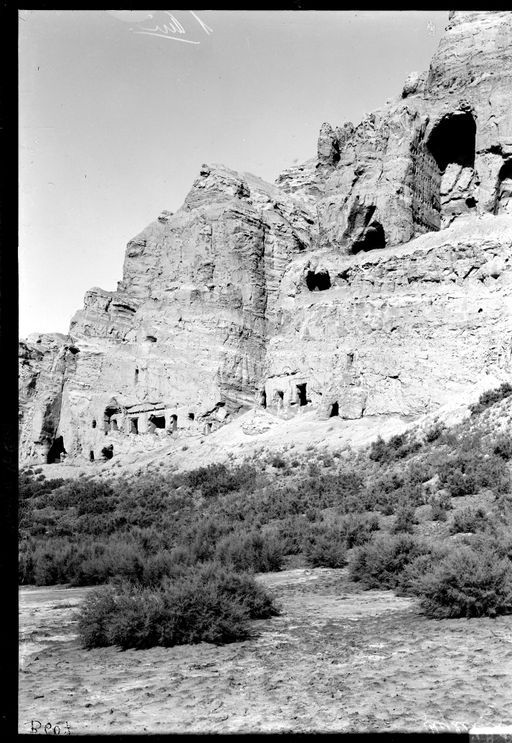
[19,11,512,464]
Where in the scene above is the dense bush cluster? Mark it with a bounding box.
[303,524,347,568]
[19,384,512,643]
[369,432,422,464]
[449,506,488,535]
[183,462,258,498]
[469,382,512,416]
[349,534,426,589]
[494,434,512,461]
[415,542,512,618]
[436,449,510,497]
[79,564,279,649]
[349,532,512,618]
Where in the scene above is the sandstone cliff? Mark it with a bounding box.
[19,11,512,465]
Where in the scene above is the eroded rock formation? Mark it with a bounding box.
[19,11,512,464]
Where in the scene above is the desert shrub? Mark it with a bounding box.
[406,459,436,487]
[303,525,347,568]
[424,421,446,443]
[429,492,452,521]
[70,540,145,586]
[369,433,422,464]
[27,540,82,585]
[392,504,417,534]
[182,517,233,563]
[493,435,512,461]
[306,470,365,514]
[362,471,423,515]
[415,543,512,618]
[271,454,287,469]
[335,512,380,548]
[397,547,448,596]
[75,512,127,537]
[305,508,321,522]
[19,472,66,502]
[369,436,391,463]
[349,534,426,589]
[18,542,35,584]
[471,528,512,563]
[471,454,511,493]
[139,551,184,586]
[470,383,512,416]
[307,461,321,478]
[437,455,476,496]
[50,479,116,515]
[199,563,279,618]
[320,454,335,468]
[215,530,284,573]
[335,469,365,497]
[437,450,510,497]
[362,471,404,513]
[184,462,257,498]
[449,506,488,535]
[277,515,309,555]
[78,564,279,649]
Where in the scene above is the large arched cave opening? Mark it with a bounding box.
[47,436,66,464]
[427,111,476,172]
[351,222,385,254]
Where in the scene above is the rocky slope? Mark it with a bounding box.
[19,11,512,465]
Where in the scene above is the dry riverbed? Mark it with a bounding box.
[19,568,512,734]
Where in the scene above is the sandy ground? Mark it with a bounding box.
[19,568,512,734]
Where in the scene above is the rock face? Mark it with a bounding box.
[19,11,512,464]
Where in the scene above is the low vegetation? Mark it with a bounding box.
[19,384,512,646]
[469,382,512,416]
[415,541,512,618]
[79,564,279,649]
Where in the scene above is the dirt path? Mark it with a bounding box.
[19,569,512,734]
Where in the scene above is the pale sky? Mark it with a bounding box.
[19,10,449,338]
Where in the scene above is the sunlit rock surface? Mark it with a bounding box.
[19,12,512,464]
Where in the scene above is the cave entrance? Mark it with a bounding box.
[427,111,476,172]
[47,436,66,464]
[260,389,267,408]
[104,405,121,433]
[329,402,339,417]
[496,160,512,214]
[297,383,308,406]
[89,450,95,462]
[352,222,385,253]
[188,412,195,421]
[129,417,139,434]
[274,390,284,407]
[171,414,178,432]
[426,111,477,227]
[149,414,166,430]
[101,444,114,460]
[306,269,331,291]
